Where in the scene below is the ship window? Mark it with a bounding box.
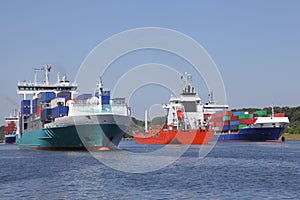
[182,101,196,112]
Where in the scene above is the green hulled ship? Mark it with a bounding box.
[16,65,130,150]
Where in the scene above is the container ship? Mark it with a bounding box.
[208,109,289,142]
[133,72,214,145]
[16,65,130,150]
[3,111,18,144]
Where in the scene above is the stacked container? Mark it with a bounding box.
[41,92,56,103]
[52,106,69,118]
[41,109,52,121]
[101,91,110,105]
[57,92,71,101]
[4,121,16,135]
[21,100,31,116]
[32,98,38,115]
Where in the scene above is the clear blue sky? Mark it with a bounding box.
[0,0,299,125]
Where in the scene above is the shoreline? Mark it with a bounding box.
[282,134,300,141]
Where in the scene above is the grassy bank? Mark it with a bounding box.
[282,133,300,140]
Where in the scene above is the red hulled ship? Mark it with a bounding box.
[133,72,214,145]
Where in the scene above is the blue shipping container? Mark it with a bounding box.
[32,98,38,107]
[222,125,230,131]
[57,92,71,100]
[21,100,30,107]
[41,109,52,121]
[230,125,239,130]
[52,106,69,118]
[21,107,30,115]
[41,92,56,103]
[233,111,245,116]
[230,120,239,125]
[102,95,110,104]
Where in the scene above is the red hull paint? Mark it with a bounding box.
[175,129,214,144]
[134,127,214,145]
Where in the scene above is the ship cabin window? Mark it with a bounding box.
[175,101,179,104]
[182,101,196,112]
[57,102,64,106]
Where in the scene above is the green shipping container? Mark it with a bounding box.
[254,110,267,116]
[222,115,231,121]
[238,124,248,129]
[238,114,254,119]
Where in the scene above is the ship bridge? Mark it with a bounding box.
[17,65,77,99]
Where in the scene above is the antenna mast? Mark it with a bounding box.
[44,64,52,85]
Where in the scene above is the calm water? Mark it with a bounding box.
[0,141,299,200]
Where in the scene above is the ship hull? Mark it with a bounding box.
[134,129,214,145]
[4,135,16,144]
[17,124,127,150]
[217,127,285,142]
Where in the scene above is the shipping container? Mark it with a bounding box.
[21,100,30,107]
[32,98,38,107]
[111,97,125,104]
[230,120,239,125]
[274,113,285,117]
[52,106,69,118]
[222,115,231,121]
[238,114,254,120]
[57,92,71,101]
[21,107,30,115]
[32,107,37,115]
[77,93,93,100]
[222,125,230,131]
[41,92,56,103]
[239,124,248,129]
[230,116,239,121]
[101,91,110,105]
[233,111,245,116]
[230,125,239,130]
[223,121,230,126]
[41,109,52,121]
[245,119,256,124]
[254,110,268,116]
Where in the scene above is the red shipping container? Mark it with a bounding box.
[223,121,230,126]
[239,119,245,124]
[224,111,233,116]
[231,116,239,121]
[274,113,285,117]
[246,119,255,124]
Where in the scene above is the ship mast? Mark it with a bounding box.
[181,72,195,94]
[98,77,103,110]
[44,64,52,85]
